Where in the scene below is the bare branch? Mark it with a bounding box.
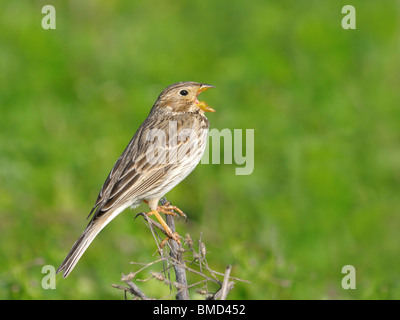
[113,197,249,300]
[162,197,190,300]
[114,274,151,300]
[220,265,232,300]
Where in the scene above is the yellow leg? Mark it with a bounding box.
[143,200,186,219]
[157,202,187,220]
[147,210,181,247]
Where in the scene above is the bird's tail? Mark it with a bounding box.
[57,208,123,278]
[56,220,102,278]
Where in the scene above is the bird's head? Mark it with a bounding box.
[155,81,215,114]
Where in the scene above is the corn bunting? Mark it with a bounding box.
[57,81,215,278]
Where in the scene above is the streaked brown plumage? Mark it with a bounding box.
[57,81,215,278]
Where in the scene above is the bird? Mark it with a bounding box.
[57,81,215,278]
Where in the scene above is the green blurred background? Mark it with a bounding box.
[1,0,399,299]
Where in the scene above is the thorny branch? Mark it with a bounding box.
[112,197,250,300]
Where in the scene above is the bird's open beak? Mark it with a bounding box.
[196,84,216,113]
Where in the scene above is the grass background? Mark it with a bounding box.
[1,0,400,299]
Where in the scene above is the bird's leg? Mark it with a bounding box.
[143,199,186,218]
[146,210,181,247]
[157,201,187,221]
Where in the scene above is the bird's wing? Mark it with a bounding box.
[87,115,197,222]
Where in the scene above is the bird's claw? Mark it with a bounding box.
[159,232,181,248]
[157,202,187,222]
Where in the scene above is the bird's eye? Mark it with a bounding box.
[179,90,188,96]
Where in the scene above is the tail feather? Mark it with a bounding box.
[57,221,103,278]
[57,206,126,278]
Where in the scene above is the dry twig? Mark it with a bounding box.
[112,197,249,300]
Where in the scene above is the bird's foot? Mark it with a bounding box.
[146,210,181,247]
[157,201,187,221]
[159,232,181,249]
